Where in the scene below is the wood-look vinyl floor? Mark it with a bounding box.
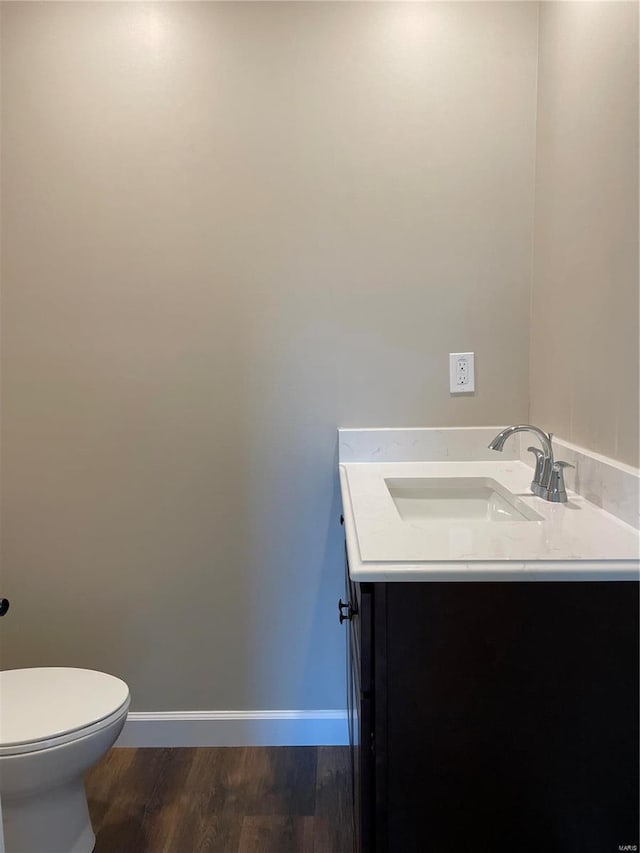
[85,747,353,853]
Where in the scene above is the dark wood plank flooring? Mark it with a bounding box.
[85,747,353,853]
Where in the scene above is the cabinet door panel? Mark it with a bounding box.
[383,582,639,853]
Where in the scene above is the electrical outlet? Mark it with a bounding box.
[449,352,475,394]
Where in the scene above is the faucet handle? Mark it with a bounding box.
[548,460,575,503]
[527,446,545,485]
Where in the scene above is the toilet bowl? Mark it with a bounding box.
[0,667,130,853]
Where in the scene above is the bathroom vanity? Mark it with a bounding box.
[338,428,640,853]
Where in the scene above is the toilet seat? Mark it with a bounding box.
[0,667,130,757]
[0,698,130,756]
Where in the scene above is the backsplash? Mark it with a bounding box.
[338,427,520,463]
[520,437,640,530]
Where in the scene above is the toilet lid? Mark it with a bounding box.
[0,667,130,748]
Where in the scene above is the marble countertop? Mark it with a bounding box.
[339,459,640,582]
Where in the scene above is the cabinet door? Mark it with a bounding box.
[347,638,374,853]
[357,585,374,853]
[343,548,375,852]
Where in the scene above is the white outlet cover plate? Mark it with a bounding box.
[449,352,475,394]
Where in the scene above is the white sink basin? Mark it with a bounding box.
[385,477,543,523]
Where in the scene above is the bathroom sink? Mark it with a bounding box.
[385,477,542,523]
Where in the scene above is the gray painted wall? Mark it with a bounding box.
[531,1,639,467]
[2,2,538,710]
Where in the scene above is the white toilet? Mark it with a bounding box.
[0,667,130,853]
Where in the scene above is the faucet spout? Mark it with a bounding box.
[488,424,553,460]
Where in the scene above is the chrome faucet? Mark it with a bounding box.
[488,424,574,503]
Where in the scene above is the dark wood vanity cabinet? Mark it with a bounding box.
[343,561,639,853]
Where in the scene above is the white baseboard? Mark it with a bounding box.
[114,710,349,748]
